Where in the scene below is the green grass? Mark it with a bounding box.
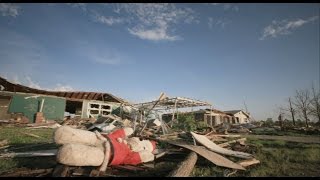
[0,127,57,174]
[191,137,320,177]
[1,126,320,177]
[251,128,320,137]
[235,139,320,177]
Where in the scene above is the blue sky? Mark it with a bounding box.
[0,3,319,121]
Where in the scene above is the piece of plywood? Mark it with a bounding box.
[167,141,245,170]
[191,132,253,159]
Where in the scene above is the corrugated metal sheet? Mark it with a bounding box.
[0,76,126,103]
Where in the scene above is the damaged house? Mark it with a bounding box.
[0,76,126,123]
[162,108,251,127]
[224,110,250,124]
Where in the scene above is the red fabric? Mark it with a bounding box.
[150,141,157,151]
[103,129,143,165]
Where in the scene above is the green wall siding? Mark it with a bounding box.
[8,94,66,123]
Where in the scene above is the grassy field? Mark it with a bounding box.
[0,126,57,175]
[191,138,320,177]
[1,126,320,177]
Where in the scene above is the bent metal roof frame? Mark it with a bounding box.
[134,96,212,110]
[0,76,126,103]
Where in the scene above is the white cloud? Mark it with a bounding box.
[128,25,179,41]
[53,84,74,91]
[95,14,124,26]
[113,3,198,41]
[207,3,239,12]
[67,3,198,42]
[66,3,87,12]
[26,76,42,89]
[12,75,21,84]
[208,17,230,29]
[0,3,20,17]
[223,3,239,12]
[6,74,75,92]
[260,16,319,40]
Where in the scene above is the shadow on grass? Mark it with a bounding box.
[0,142,59,176]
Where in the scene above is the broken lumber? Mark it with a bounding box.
[211,134,241,138]
[168,152,197,177]
[238,158,260,168]
[0,139,8,147]
[0,149,57,158]
[20,132,42,138]
[26,123,61,129]
[166,141,245,170]
[191,132,253,159]
[218,138,247,148]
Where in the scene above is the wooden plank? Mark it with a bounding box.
[238,158,260,168]
[211,134,241,138]
[20,132,42,139]
[166,141,245,170]
[191,132,253,159]
[218,138,247,148]
[168,152,198,177]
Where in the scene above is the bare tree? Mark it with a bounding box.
[280,97,296,126]
[294,89,312,128]
[310,84,320,123]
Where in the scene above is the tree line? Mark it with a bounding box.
[280,83,320,128]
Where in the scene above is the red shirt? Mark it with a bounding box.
[103,129,143,165]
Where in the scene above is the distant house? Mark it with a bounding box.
[162,108,248,127]
[224,110,250,124]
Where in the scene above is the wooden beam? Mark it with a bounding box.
[168,152,197,177]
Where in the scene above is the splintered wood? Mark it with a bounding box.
[166,141,245,170]
[190,132,253,159]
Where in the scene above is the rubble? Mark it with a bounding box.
[0,93,263,177]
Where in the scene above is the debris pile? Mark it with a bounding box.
[0,93,263,177]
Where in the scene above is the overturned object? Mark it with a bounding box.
[54,126,157,168]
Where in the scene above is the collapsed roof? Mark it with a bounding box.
[134,96,212,110]
[224,110,250,117]
[0,76,126,103]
